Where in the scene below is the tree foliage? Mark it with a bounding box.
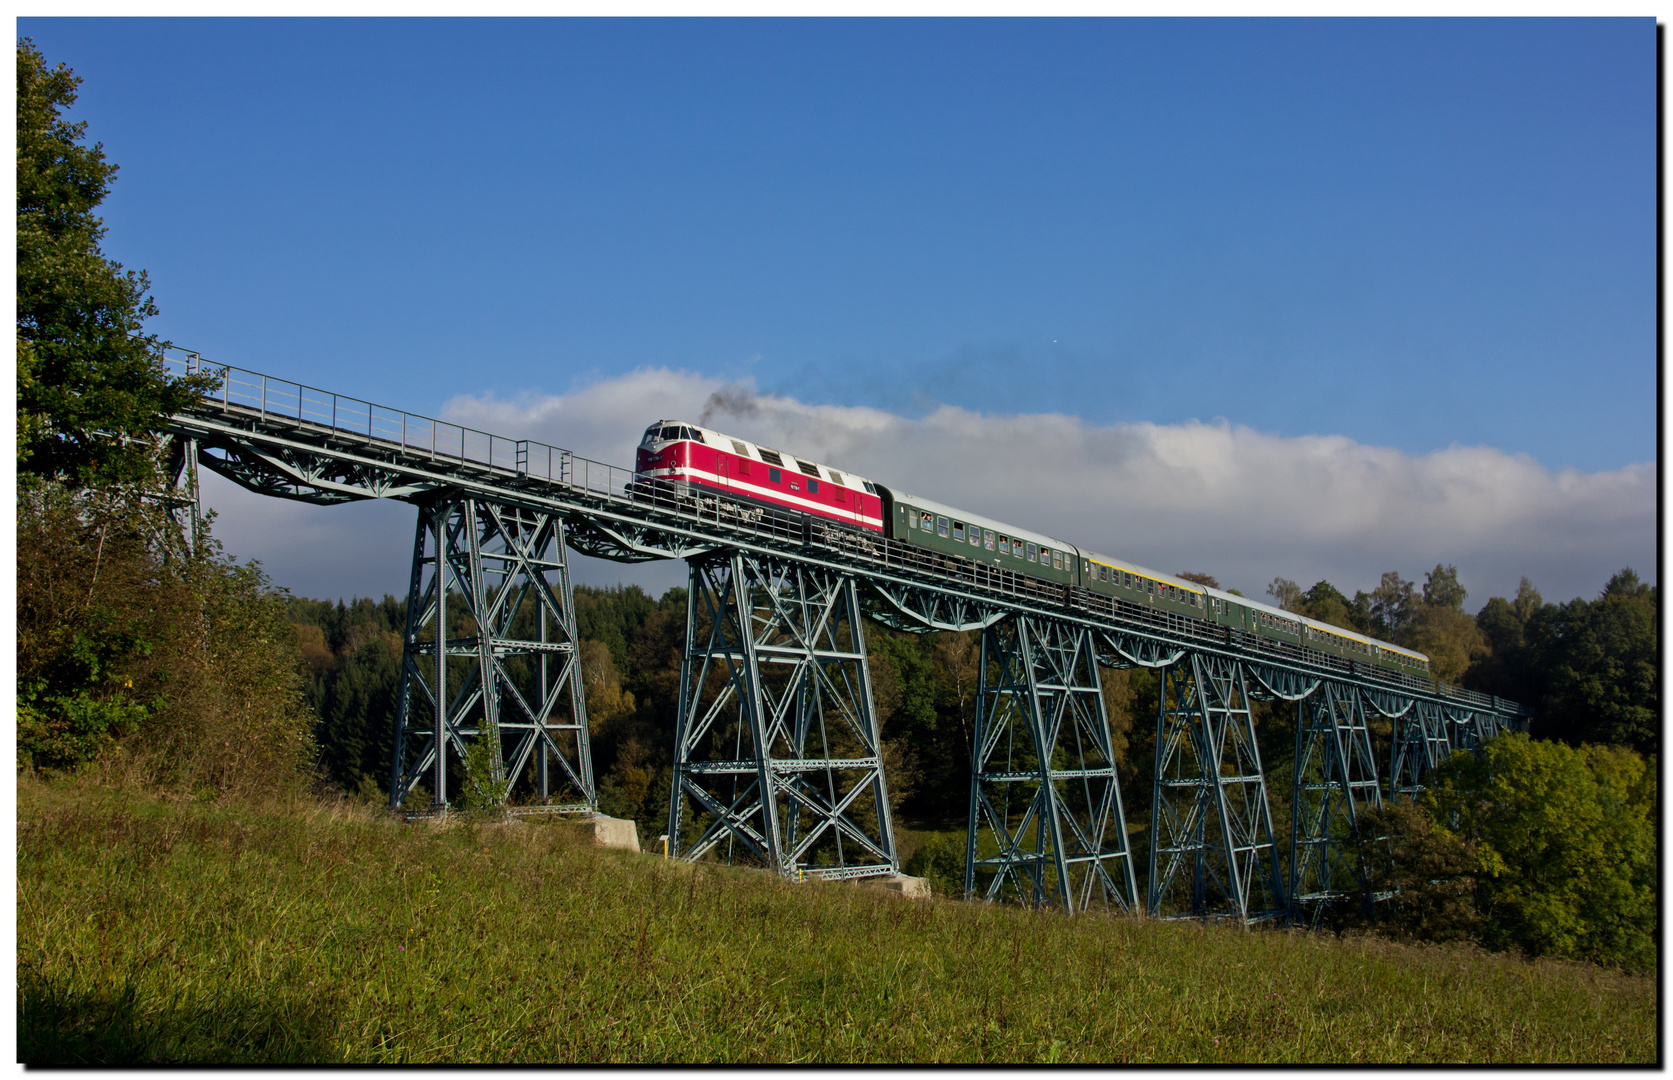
[18,490,316,797]
[287,595,405,798]
[1467,569,1657,757]
[1422,734,1656,971]
[1350,800,1484,945]
[1400,564,1487,684]
[16,39,209,490]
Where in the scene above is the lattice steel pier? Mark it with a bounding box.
[668,552,897,880]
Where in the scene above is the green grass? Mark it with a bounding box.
[18,778,1656,1064]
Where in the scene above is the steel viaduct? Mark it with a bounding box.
[159,349,1529,925]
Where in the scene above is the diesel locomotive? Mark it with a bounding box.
[636,419,1430,678]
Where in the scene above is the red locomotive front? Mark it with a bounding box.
[635,421,885,533]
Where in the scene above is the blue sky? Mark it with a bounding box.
[19,18,1657,604]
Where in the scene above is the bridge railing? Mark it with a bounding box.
[165,347,645,503]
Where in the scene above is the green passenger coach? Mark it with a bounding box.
[881,489,1430,678]
[889,491,1078,587]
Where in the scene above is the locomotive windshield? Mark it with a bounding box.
[642,423,699,446]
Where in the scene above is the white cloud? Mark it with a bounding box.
[202,366,1655,608]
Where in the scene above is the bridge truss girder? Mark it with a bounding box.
[1289,682,1384,918]
[563,513,720,563]
[865,579,1011,634]
[1148,654,1285,922]
[668,551,897,881]
[1096,628,1186,670]
[1389,699,1451,802]
[197,434,427,504]
[966,616,1140,914]
[390,492,591,812]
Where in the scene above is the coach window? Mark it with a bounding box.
[769,467,782,484]
[952,521,965,541]
[1053,551,1064,570]
[920,512,933,531]
[970,529,981,546]
[937,516,950,537]
[1026,543,1037,562]
[984,530,995,550]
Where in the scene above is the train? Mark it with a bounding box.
[635,419,1431,678]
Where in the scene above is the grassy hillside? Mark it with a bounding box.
[18,779,1655,1065]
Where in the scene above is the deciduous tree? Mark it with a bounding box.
[1424,733,1656,971]
[16,39,209,490]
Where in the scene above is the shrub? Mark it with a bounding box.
[17,485,316,801]
[904,831,966,898]
[1350,800,1483,945]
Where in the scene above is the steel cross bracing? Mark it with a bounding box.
[1389,700,1451,803]
[667,551,896,881]
[966,616,1140,913]
[1288,682,1384,917]
[390,494,592,812]
[161,352,1530,914]
[1148,654,1286,922]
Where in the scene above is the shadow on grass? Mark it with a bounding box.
[20,971,342,1065]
